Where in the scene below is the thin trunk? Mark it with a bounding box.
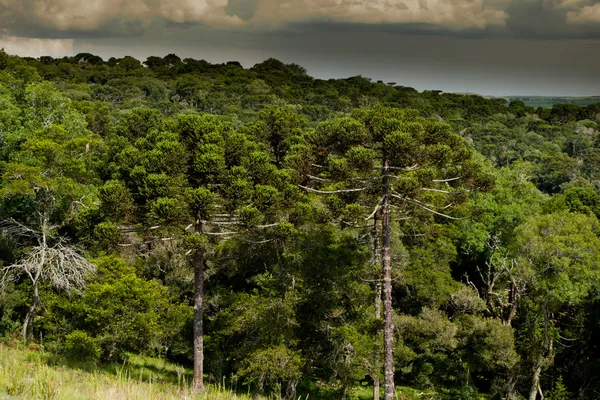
[192,221,205,392]
[22,282,40,342]
[373,216,382,400]
[23,222,46,343]
[193,256,204,392]
[529,309,552,400]
[505,366,520,400]
[529,357,543,400]
[382,159,395,400]
[506,282,519,327]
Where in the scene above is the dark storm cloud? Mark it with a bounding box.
[0,0,599,96]
[0,0,599,39]
[277,20,510,39]
[226,0,258,20]
[505,0,600,38]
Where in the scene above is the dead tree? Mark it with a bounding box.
[0,215,95,341]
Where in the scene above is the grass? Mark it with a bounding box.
[0,343,262,400]
[0,343,442,399]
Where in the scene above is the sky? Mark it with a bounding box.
[0,0,599,96]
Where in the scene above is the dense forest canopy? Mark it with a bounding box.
[1,50,600,399]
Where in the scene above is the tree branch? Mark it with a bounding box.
[366,196,385,221]
[375,164,418,172]
[299,185,373,194]
[390,193,465,220]
[433,177,461,183]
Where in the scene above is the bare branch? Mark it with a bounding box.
[0,218,40,240]
[0,242,95,294]
[433,177,461,183]
[392,191,453,211]
[44,244,95,293]
[241,239,276,245]
[202,231,238,236]
[421,188,452,194]
[307,175,330,183]
[255,223,280,229]
[390,193,465,221]
[200,220,239,226]
[380,164,419,172]
[366,196,385,221]
[119,225,162,233]
[299,185,373,194]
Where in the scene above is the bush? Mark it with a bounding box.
[236,345,303,398]
[93,222,123,250]
[63,330,101,363]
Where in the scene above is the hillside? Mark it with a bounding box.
[0,50,600,399]
[0,344,255,400]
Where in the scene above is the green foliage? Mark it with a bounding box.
[514,212,600,306]
[63,330,102,362]
[92,222,123,251]
[2,51,600,400]
[547,376,571,400]
[68,257,188,361]
[99,180,134,222]
[236,345,303,396]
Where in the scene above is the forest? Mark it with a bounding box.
[0,49,600,400]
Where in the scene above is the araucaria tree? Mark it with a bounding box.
[298,107,486,399]
[111,112,301,392]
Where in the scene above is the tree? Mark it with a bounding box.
[299,107,485,399]
[511,212,600,400]
[0,82,103,342]
[0,217,94,341]
[67,256,187,361]
[113,113,299,393]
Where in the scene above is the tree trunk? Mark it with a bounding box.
[382,159,395,400]
[505,367,520,400]
[22,282,40,342]
[23,221,46,343]
[529,357,543,400]
[193,254,205,392]
[373,216,382,400]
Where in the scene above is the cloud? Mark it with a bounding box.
[251,0,509,29]
[0,0,152,33]
[158,0,243,25]
[557,0,589,9]
[567,2,600,22]
[33,0,152,31]
[0,0,240,35]
[0,0,508,36]
[0,35,74,57]
[227,0,259,20]
[0,0,598,42]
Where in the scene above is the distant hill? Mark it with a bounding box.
[506,96,600,108]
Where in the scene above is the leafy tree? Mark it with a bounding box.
[511,212,600,400]
[67,257,188,360]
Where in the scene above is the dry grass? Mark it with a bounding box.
[0,344,260,400]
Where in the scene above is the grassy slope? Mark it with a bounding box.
[0,344,260,400]
[0,344,440,399]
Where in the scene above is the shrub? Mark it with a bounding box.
[63,330,102,363]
